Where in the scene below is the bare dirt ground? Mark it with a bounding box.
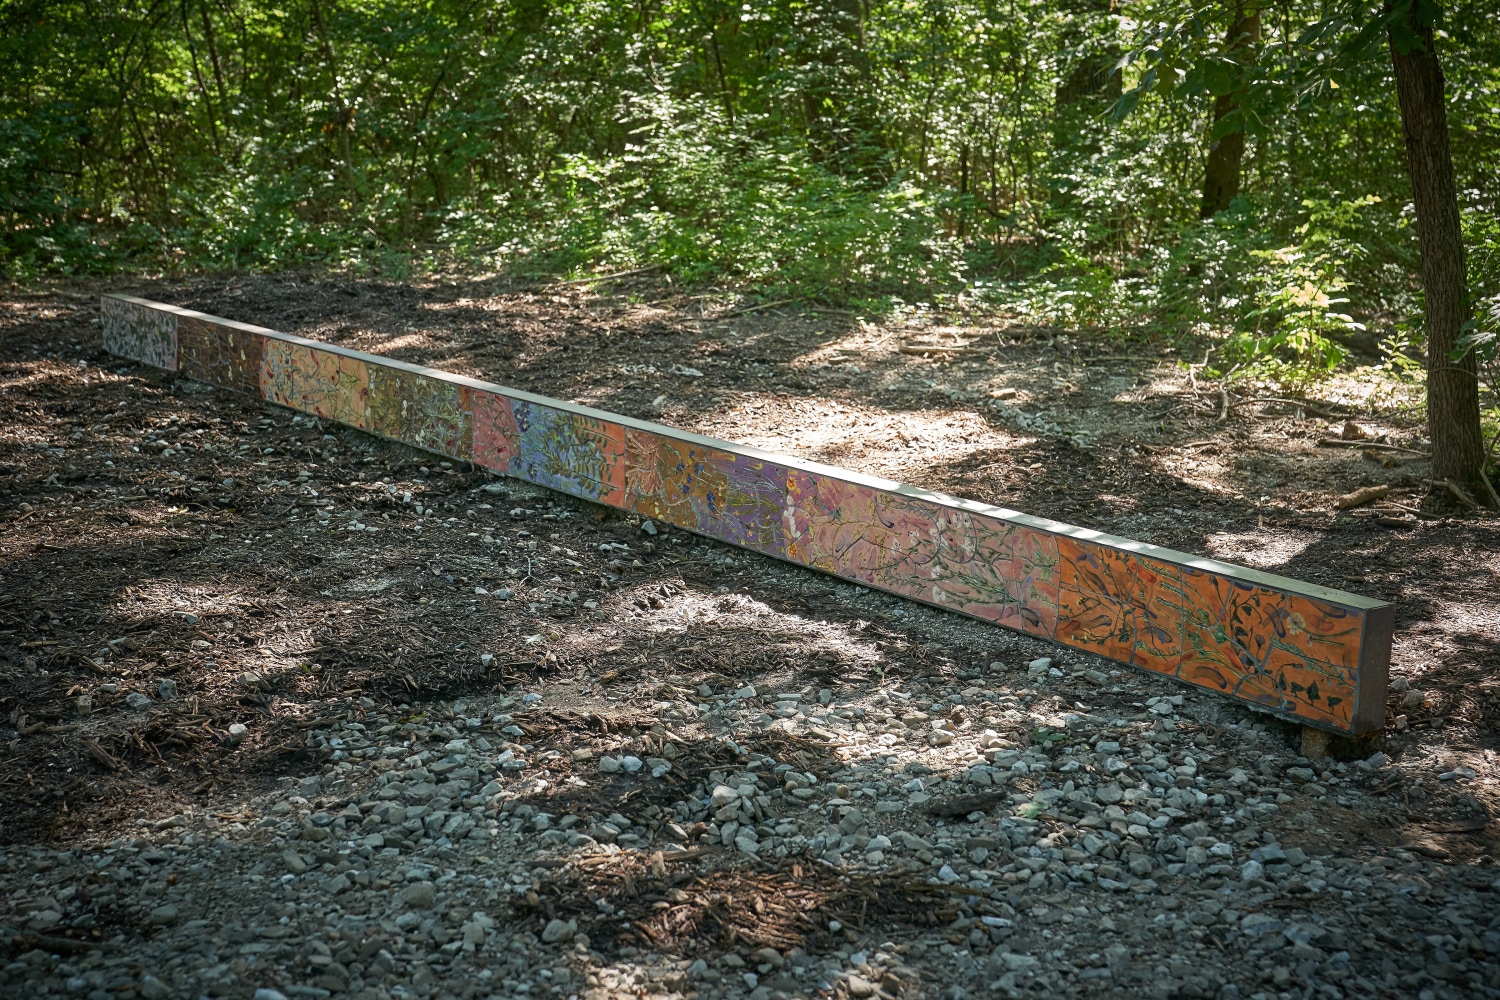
[0,273,1497,1000]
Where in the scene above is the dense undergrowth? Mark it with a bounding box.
[2,1,1498,418]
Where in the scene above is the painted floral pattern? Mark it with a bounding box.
[102,296,178,371]
[101,294,1391,733]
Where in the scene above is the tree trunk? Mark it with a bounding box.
[1199,5,1260,217]
[1388,6,1487,492]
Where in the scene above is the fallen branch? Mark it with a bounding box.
[1478,468,1500,510]
[1439,477,1480,511]
[556,264,661,286]
[1372,500,1438,520]
[714,298,797,319]
[83,739,128,772]
[1244,396,1349,418]
[898,343,976,356]
[1336,484,1389,510]
[1317,439,1429,456]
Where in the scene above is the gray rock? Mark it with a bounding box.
[140,975,170,999]
[403,880,437,909]
[282,849,308,875]
[157,679,178,700]
[1095,782,1124,804]
[1249,844,1286,864]
[125,692,151,711]
[149,904,178,925]
[1241,913,1282,936]
[541,918,575,943]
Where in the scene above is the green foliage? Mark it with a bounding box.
[1224,196,1386,380]
[1233,246,1355,377]
[0,0,1496,362]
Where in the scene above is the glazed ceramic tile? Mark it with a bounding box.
[100,293,1394,733]
[102,296,177,371]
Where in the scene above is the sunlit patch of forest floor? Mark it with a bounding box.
[0,275,1497,1000]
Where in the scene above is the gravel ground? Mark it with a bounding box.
[1,280,1497,1000]
[4,642,1499,1000]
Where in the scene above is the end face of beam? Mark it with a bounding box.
[101,294,1393,734]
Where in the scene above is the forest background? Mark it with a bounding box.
[2,0,1498,473]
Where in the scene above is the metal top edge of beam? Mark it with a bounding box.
[105,292,1390,614]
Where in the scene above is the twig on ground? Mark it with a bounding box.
[1477,468,1500,510]
[1372,500,1438,520]
[898,343,975,356]
[712,298,797,319]
[1336,485,1389,510]
[1317,439,1429,456]
[83,740,127,772]
[556,264,661,286]
[1244,397,1350,419]
[1439,477,1480,511]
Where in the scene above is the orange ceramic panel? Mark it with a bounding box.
[260,340,370,429]
[471,390,522,474]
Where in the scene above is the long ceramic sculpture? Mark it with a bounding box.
[103,293,1392,735]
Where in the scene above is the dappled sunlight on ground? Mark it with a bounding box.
[702,396,1033,485]
[1,281,1497,1000]
[1205,529,1323,570]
